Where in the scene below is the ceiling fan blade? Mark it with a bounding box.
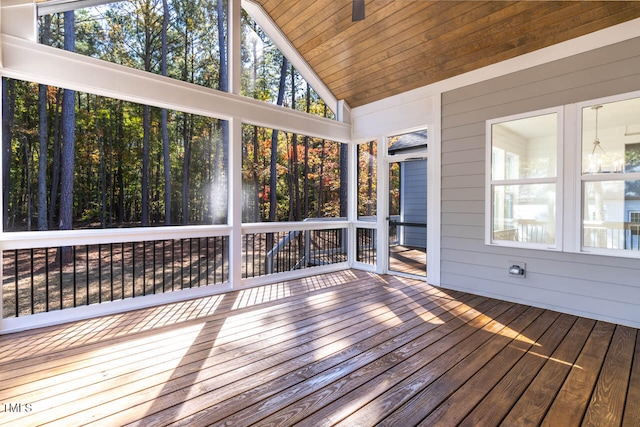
[352,0,365,22]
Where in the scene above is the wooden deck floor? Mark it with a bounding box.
[389,245,426,276]
[1,269,639,426]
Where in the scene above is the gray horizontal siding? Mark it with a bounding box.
[440,35,640,328]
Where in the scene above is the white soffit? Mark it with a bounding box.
[241,0,340,119]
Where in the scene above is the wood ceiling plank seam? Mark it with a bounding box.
[283,1,393,47]
[271,1,333,35]
[350,4,640,106]
[434,2,640,83]
[331,1,583,101]
[275,2,352,46]
[301,2,450,71]
[296,0,437,61]
[272,2,354,48]
[311,3,484,87]
[316,1,511,85]
[320,1,553,87]
[336,2,620,105]
[259,0,297,23]
[310,1,488,76]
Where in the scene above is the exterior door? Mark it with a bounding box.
[388,159,427,277]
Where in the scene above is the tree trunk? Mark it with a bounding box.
[290,66,301,221]
[303,83,310,219]
[252,125,260,222]
[216,0,229,224]
[38,85,49,231]
[317,137,326,218]
[142,104,150,226]
[116,100,125,224]
[339,142,348,218]
[38,17,51,231]
[181,112,191,225]
[2,77,15,230]
[367,140,374,216]
[48,88,62,228]
[268,56,288,222]
[24,137,32,231]
[58,11,76,263]
[161,0,171,225]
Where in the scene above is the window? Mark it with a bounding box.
[486,108,562,248]
[357,141,377,219]
[240,10,335,120]
[39,0,228,91]
[580,93,640,253]
[3,77,228,231]
[241,124,346,222]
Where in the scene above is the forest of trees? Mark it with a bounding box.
[1,0,354,232]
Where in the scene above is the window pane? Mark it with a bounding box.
[581,97,640,174]
[357,141,377,219]
[492,184,555,244]
[387,130,427,155]
[39,0,227,91]
[3,78,228,231]
[583,180,640,250]
[240,10,335,120]
[241,124,345,222]
[491,113,557,180]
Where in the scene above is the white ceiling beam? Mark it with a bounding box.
[1,34,351,143]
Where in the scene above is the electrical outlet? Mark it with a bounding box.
[508,260,526,278]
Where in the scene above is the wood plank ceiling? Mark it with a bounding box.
[256,1,640,107]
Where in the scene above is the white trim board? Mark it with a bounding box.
[0,35,351,144]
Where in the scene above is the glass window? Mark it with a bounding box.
[2,78,228,231]
[580,95,640,253]
[241,124,346,222]
[39,0,227,91]
[492,184,556,244]
[487,109,561,248]
[357,141,377,219]
[240,10,335,120]
[491,114,557,180]
[387,130,427,156]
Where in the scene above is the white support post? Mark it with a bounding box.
[228,117,243,288]
[347,141,357,267]
[426,95,441,286]
[376,136,388,274]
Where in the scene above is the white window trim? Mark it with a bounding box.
[575,90,640,259]
[485,106,564,251]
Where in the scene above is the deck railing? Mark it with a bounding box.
[2,229,229,318]
[242,221,348,279]
[356,227,377,266]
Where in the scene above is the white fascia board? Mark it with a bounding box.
[0,35,350,143]
[242,0,340,121]
[352,17,640,140]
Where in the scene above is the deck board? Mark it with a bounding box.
[541,321,615,426]
[1,269,639,426]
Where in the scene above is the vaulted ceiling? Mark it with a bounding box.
[256,1,640,108]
